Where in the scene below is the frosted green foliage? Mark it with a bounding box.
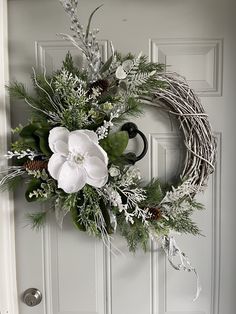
[29,182,55,200]
[113,53,166,97]
[155,180,205,236]
[100,166,148,225]
[118,215,150,252]
[54,69,87,104]
[11,124,23,134]
[74,186,108,237]
[160,179,199,207]
[26,169,48,180]
[52,70,94,129]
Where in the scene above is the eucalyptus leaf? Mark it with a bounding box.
[100,131,129,160]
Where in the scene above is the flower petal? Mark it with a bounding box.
[48,153,66,180]
[84,156,108,179]
[86,143,108,165]
[53,140,69,156]
[68,130,108,164]
[79,130,99,144]
[86,175,108,188]
[49,127,69,154]
[94,143,108,165]
[68,130,92,155]
[58,161,86,193]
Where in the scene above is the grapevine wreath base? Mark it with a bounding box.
[0,0,216,300]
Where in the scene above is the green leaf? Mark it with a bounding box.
[111,152,137,166]
[25,178,42,202]
[19,123,51,155]
[34,128,51,156]
[142,179,164,207]
[100,56,113,74]
[70,206,86,232]
[100,202,113,234]
[21,137,38,150]
[100,131,129,160]
[19,124,39,137]
[85,4,103,40]
[123,152,137,165]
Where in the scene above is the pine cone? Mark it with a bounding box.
[146,207,162,221]
[24,160,48,171]
[89,79,109,94]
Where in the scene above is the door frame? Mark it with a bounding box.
[0,1,19,313]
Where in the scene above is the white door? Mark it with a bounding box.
[1,0,236,313]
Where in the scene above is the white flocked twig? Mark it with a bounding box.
[141,72,217,193]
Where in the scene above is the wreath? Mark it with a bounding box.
[0,0,216,300]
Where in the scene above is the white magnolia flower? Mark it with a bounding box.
[48,127,108,193]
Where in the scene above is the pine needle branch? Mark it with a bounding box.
[7,82,30,100]
[26,211,47,230]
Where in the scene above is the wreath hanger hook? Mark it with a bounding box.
[121,122,148,164]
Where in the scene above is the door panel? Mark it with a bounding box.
[150,38,223,97]
[43,217,106,314]
[7,0,236,313]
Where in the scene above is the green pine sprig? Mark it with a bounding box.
[26,211,47,230]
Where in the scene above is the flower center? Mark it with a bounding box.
[67,152,85,165]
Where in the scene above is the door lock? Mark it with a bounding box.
[23,288,42,307]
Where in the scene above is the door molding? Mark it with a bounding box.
[0,1,19,313]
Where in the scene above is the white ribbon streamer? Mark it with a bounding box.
[110,212,117,232]
[162,235,202,301]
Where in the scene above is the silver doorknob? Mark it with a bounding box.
[23,288,42,307]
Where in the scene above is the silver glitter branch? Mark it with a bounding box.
[59,0,102,81]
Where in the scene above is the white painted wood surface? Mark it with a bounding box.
[1,0,236,313]
[0,1,19,314]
